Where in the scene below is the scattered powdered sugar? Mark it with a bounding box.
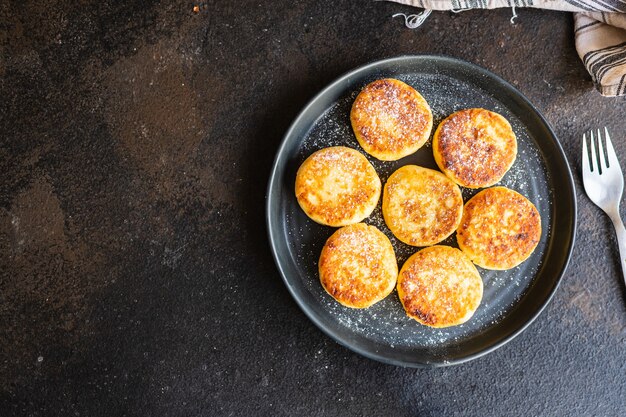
[351,79,429,154]
[285,71,554,349]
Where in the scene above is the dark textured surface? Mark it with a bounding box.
[1,0,625,415]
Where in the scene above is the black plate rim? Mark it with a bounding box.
[266,54,577,367]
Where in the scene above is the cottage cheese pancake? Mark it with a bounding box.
[383,165,463,246]
[397,246,483,328]
[319,223,398,308]
[457,186,541,270]
[295,146,381,227]
[350,78,433,161]
[433,108,517,188]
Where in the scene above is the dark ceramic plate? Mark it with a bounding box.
[266,55,576,367]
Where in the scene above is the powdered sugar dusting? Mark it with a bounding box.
[436,109,517,187]
[351,79,430,157]
[284,70,554,350]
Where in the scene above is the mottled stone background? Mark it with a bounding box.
[1,0,625,415]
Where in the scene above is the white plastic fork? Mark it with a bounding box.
[582,128,626,286]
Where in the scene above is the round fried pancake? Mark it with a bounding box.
[295,146,381,227]
[319,223,398,308]
[433,108,517,188]
[398,246,483,328]
[457,186,542,270]
[383,165,463,246]
[350,78,433,161]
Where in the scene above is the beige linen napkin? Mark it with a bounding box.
[389,0,626,97]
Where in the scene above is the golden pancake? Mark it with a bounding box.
[457,186,542,270]
[433,108,517,188]
[382,165,463,246]
[319,223,398,308]
[295,146,381,227]
[350,78,433,161]
[397,246,483,328]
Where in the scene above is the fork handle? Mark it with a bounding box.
[609,214,626,287]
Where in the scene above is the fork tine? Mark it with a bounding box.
[582,132,590,174]
[604,127,620,170]
[597,128,606,172]
[590,130,598,173]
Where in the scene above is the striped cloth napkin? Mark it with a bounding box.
[388,0,626,97]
